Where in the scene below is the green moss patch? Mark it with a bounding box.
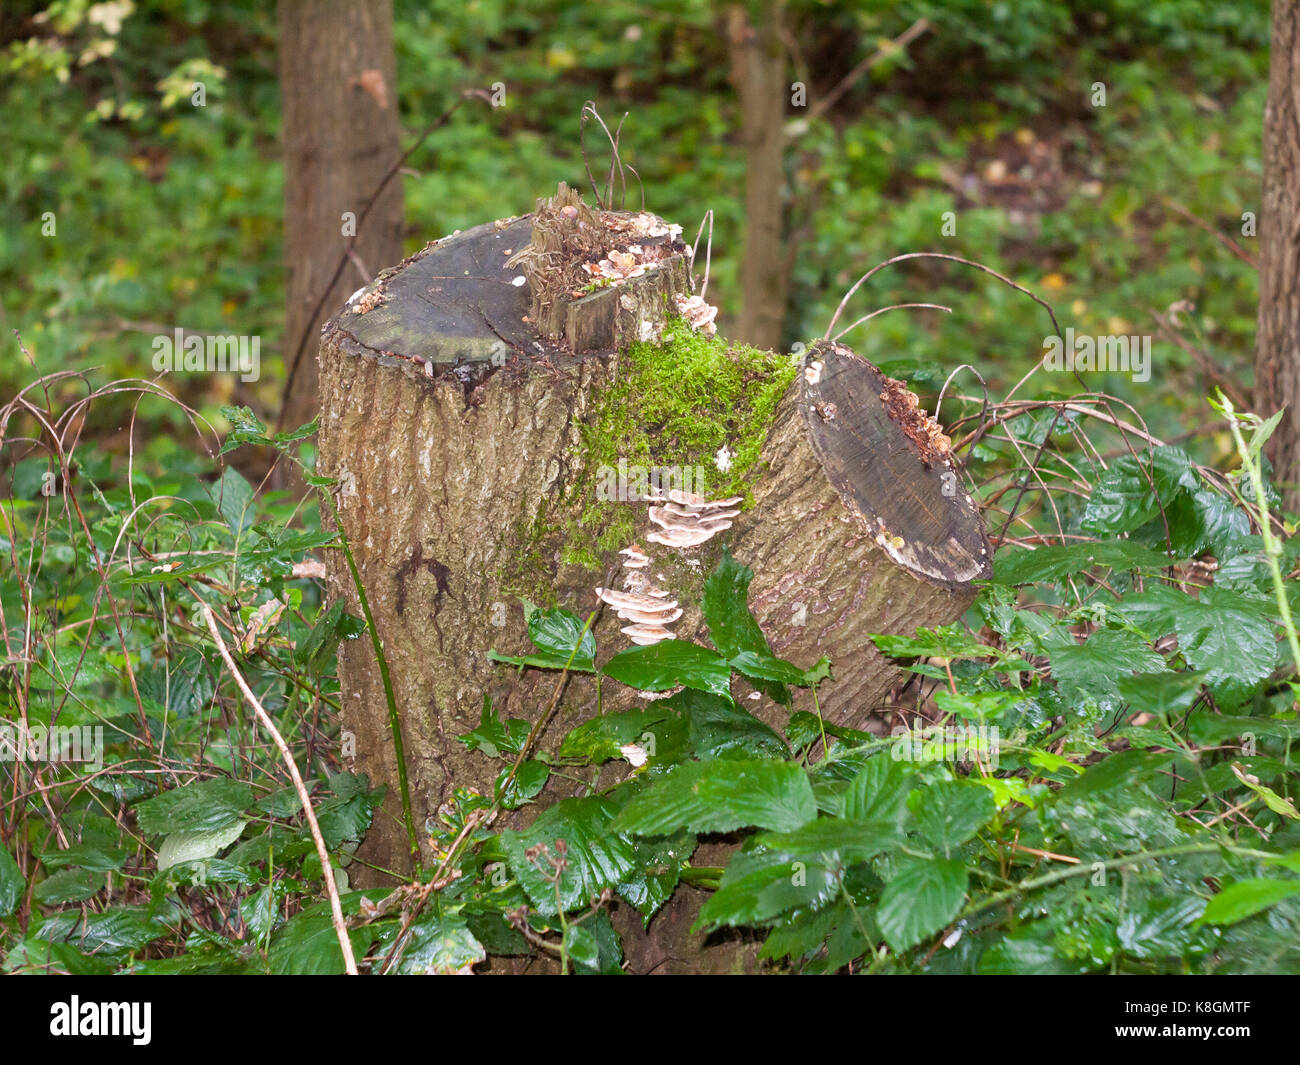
[567,317,796,563]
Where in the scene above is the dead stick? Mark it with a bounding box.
[197,602,357,975]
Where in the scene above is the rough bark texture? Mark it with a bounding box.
[1257,0,1300,510]
[728,0,790,352]
[317,217,691,879]
[279,0,404,436]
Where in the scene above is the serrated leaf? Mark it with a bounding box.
[1197,878,1300,927]
[133,778,255,835]
[267,911,375,975]
[614,759,815,835]
[501,797,635,916]
[157,820,247,871]
[838,756,914,825]
[911,781,996,856]
[701,546,769,659]
[695,842,842,931]
[877,857,968,953]
[617,829,694,924]
[994,541,1178,585]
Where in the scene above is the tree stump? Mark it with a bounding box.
[731,340,992,726]
[317,197,990,893]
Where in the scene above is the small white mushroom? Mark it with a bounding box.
[596,587,680,613]
[617,606,684,625]
[647,526,717,548]
[621,623,676,644]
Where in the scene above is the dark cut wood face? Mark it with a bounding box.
[799,340,992,589]
[336,216,569,384]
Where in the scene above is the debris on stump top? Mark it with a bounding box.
[325,183,692,389]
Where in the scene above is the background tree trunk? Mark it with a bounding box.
[1256,0,1300,510]
[279,0,405,437]
[728,0,790,352]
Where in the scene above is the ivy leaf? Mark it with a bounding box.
[614,760,815,835]
[1196,879,1300,927]
[911,781,996,856]
[703,548,790,704]
[701,546,769,659]
[664,688,788,761]
[602,641,733,700]
[313,776,385,849]
[495,760,550,810]
[132,778,255,835]
[0,846,25,916]
[729,650,830,689]
[458,696,529,759]
[501,797,635,916]
[385,912,485,975]
[877,857,969,953]
[559,708,674,763]
[525,606,595,671]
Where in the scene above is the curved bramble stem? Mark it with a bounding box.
[822,251,1063,344]
[829,301,951,343]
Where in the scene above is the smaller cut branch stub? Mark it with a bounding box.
[800,340,992,589]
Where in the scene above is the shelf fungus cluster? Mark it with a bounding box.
[598,490,745,647]
[597,545,682,646]
[646,489,743,548]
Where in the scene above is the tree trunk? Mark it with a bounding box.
[279,0,405,437]
[316,201,989,972]
[317,212,694,880]
[1256,0,1300,509]
[728,0,790,352]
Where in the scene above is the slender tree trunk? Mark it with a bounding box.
[279,0,405,436]
[1256,0,1300,509]
[728,0,790,352]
